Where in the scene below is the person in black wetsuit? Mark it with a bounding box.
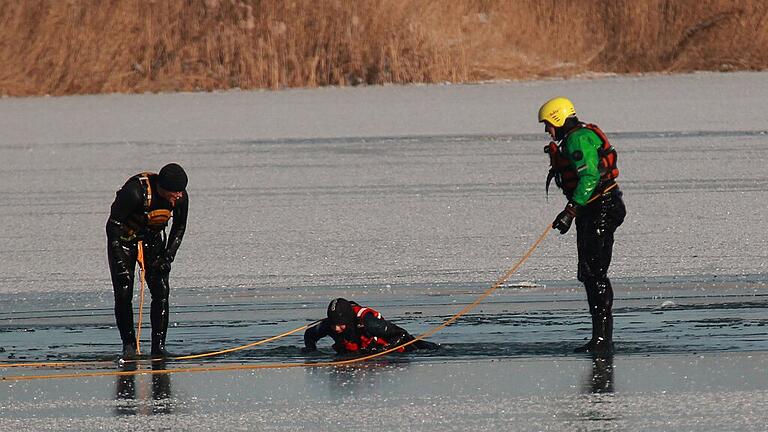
[303,298,439,355]
[106,163,189,359]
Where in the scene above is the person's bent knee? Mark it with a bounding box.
[147,281,170,301]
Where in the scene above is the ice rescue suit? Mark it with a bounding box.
[548,123,626,352]
[304,300,438,354]
[106,172,188,355]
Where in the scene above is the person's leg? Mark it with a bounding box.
[395,333,439,352]
[144,236,171,357]
[575,190,625,353]
[108,239,138,357]
[575,210,614,352]
[148,274,170,356]
[588,277,614,352]
[591,189,625,351]
[413,339,440,350]
[575,215,599,352]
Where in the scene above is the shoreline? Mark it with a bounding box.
[2,69,765,101]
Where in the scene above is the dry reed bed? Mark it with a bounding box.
[0,0,766,96]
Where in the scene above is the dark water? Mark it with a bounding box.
[2,282,768,431]
[2,277,767,364]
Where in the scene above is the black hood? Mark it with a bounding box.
[158,163,188,192]
[327,298,355,326]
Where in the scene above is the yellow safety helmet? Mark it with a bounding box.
[538,97,576,128]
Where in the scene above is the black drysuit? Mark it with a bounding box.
[106,174,188,354]
[304,313,438,355]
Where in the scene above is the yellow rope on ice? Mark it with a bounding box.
[135,241,146,354]
[1,225,551,382]
[0,321,319,369]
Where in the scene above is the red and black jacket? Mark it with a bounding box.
[304,303,410,354]
[545,123,619,200]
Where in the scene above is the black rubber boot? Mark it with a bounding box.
[576,314,613,354]
[151,339,171,359]
[121,342,138,361]
[575,313,614,353]
[150,324,171,359]
[150,295,170,359]
[151,325,171,359]
[591,314,613,354]
[574,315,599,353]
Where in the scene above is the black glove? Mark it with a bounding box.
[552,202,579,234]
[388,333,413,348]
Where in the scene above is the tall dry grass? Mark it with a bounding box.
[0,0,766,96]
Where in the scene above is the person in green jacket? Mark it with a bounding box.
[538,97,626,354]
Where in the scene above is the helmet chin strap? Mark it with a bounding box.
[556,117,580,141]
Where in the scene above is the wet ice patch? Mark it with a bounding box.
[659,300,678,309]
[501,281,545,290]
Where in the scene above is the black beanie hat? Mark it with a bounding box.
[327,298,355,325]
[158,163,188,192]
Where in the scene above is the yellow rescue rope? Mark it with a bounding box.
[1,225,551,381]
[135,241,146,354]
[0,321,320,369]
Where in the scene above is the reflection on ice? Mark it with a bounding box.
[113,361,173,417]
[306,361,412,398]
[583,354,614,394]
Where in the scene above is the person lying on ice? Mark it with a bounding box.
[302,298,439,355]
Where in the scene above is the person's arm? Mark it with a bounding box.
[303,319,333,352]
[566,130,602,207]
[362,314,439,351]
[165,192,188,261]
[106,179,144,240]
[362,314,410,345]
[553,130,603,234]
[105,180,144,277]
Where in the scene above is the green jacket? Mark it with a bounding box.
[562,127,602,206]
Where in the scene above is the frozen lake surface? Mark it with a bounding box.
[1,72,767,430]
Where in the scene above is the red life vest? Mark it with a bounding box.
[545,123,619,199]
[339,305,405,353]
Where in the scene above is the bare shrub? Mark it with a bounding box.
[0,0,765,96]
